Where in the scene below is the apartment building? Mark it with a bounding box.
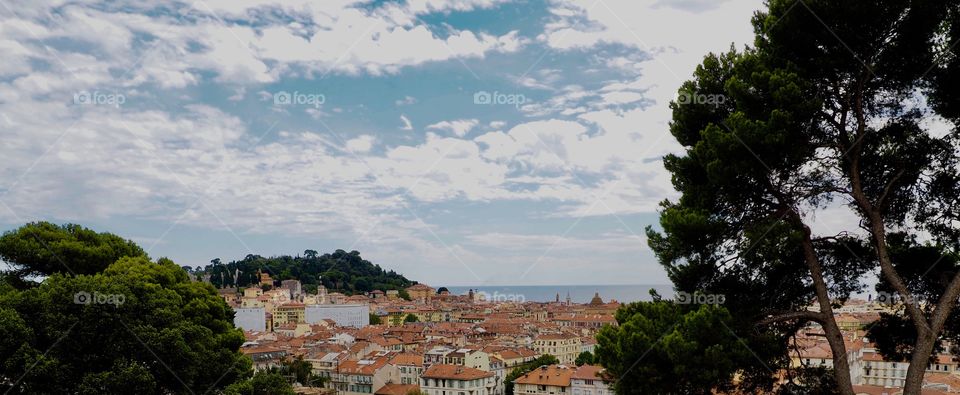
[533,334,582,365]
[513,365,573,395]
[421,364,497,395]
[513,365,612,395]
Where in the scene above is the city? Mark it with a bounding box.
[1,0,959,394]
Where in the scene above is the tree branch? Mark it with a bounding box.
[756,310,825,326]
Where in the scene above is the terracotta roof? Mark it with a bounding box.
[389,353,424,367]
[514,365,574,387]
[375,383,419,395]
[422,364,494,380]
[338,358,388,375]
[572,365,608,381]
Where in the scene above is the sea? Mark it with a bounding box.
[445,284,674,304]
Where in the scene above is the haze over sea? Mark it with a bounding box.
[446,284,674,304]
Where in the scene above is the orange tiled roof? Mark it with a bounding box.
[514,365,574,387]
[422,364,494,380]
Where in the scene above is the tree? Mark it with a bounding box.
[369,313,382,325]
[648,1,959,394]
[223,371,294,395]
[596,301,758,394]
[575,351,594,366]
[404,314,419,323]
[195,249,413,295]
[0,222,146,281]
[504,354,559,395]
[276,355,315,386]
[0,224,252,394]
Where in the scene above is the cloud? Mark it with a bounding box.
[395,96,418,106]
[426,119,479,137]
[652,0,734,13]
[0,0,529,91]
[345,135,376,153]
[400,114,414,131]
[407,0,513,14]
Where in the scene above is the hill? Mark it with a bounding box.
[196,249,415,295]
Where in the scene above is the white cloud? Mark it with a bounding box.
[400,114,414,131]
[407,0,513,14]
[395,96,418,106]
[0,0,529,92]
[345,135,376,153]
[426,119,480,137]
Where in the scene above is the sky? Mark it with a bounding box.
[0,0,768,286]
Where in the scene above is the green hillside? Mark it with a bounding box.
[196,249,415,295]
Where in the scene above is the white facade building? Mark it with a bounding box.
[305,303,369,327]
[234,307,266,331]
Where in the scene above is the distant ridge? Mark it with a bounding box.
[194,249,415,295]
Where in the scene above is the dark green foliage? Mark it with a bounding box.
[645,0,960,393]
[280,355,317,386]
[201,249,413,294]
[575,351,594,366]
[223,371,295,395]
[0,223,251,394]
[369,313,382,325]
[595,301,764,394]
[867,234,959,361]
[776,366,840,395]
[0,255,251,394]
[404,314,419,323]
[0,222,147,281]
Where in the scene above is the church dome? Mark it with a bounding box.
[589,292,604,306]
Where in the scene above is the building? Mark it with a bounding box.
[332,358,398,395]
[234,307,266,332]
[306,303,369,327]
[421,364,496,395]
[274,302,306,325]
[570,365,613,395]
[513,365,574,395]
[257,269,273,286]
[389,353,424,386]
[534,334,582,364]
[513,365,613,395]
[406,284,435,302]
[308,351,347,383]
[281,279,303,299]
[241,346,287,371]
[445,348,492,371]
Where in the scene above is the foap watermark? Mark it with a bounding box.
[74,291,125,306]
[274,90,325,108]
[73,90,125,108]
[477,291,526,303]
[473,90,526,108]
[675,291,725,305]
[874,291,927,306]
[676,90,726,107]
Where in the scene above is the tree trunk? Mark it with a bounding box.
[796,218,856,395]
[902,332,936,395]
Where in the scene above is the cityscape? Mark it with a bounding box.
[1,0,959,394]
